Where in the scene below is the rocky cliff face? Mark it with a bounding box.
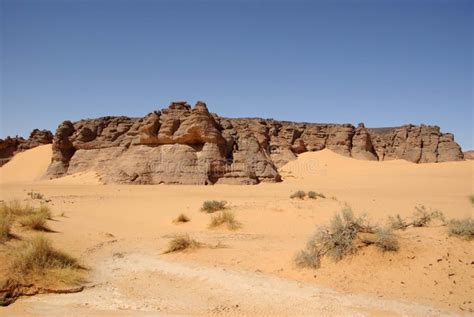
[43,101,464,185]
[0,129,53,166]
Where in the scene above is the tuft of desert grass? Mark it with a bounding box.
[163,234,201,253]
[173,213,190,223]
[447,218,474,240]
[18,210,50,231]
[10,235,82,284]
[1,201,35,217]
[209,210,241,230]
[290,190,306,200]
[0,208,13,243]
[470,195,474,205]
[201,200,227,213]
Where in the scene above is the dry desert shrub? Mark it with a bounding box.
[373,227,399,251]
[209,210,241,230]
[387,206,445,230]
[308,191,325,199]
[173,213,190,223]
[470,195,474,205]
[412,205,445,227]
[447,218,474,240]
[201,200,227,213]
[295,208,398,269]
[164,234,201,253]
[290,190,306,200]
[10,235,82,284]
[387,214,409,230]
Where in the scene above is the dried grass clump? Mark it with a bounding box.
[470,195,474,205]
[173,213,190,223]
[163,234,201,253]
[18,210,50,231]
[0,208,13,243]
[201,200,227,213]
[295,208,398,269]
[10,235,82,284]
[1,201,34,217]
[447,218,474,240]
[209,210,241,230]
[308,191,325,199]
[290,191,306,200]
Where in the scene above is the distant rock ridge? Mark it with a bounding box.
[0,129,53,167]
[36,101,463,185]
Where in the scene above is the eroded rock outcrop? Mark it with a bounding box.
[0,129,53,166]
[44,101,464,184]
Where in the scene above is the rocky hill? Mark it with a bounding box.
[37,101,463,185]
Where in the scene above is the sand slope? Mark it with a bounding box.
[0,144,52,184]
[0,147,473,315]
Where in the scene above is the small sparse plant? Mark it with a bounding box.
[387,206,445,230]
[27,191,44,200]
[470,195,474,205]
[290,190,306,200]
[447,218,474,240]
[0,208,13,243]
[173,213,190,223]
[412,205,444,227]
[387,214,409,230]
[10,235,82,283]
[209,210,241,230]
[163,234,201,253]
[201,200,227,213]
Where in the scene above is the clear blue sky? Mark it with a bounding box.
[1,0,472,149]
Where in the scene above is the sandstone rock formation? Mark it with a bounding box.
[0,129,53,166]
[42,101,464,185]
[463,150,474,160]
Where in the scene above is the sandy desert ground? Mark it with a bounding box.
[0,144,473,316]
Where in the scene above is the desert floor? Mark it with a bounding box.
[0,145,473,316]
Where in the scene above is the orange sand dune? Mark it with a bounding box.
[0,144,52,184]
